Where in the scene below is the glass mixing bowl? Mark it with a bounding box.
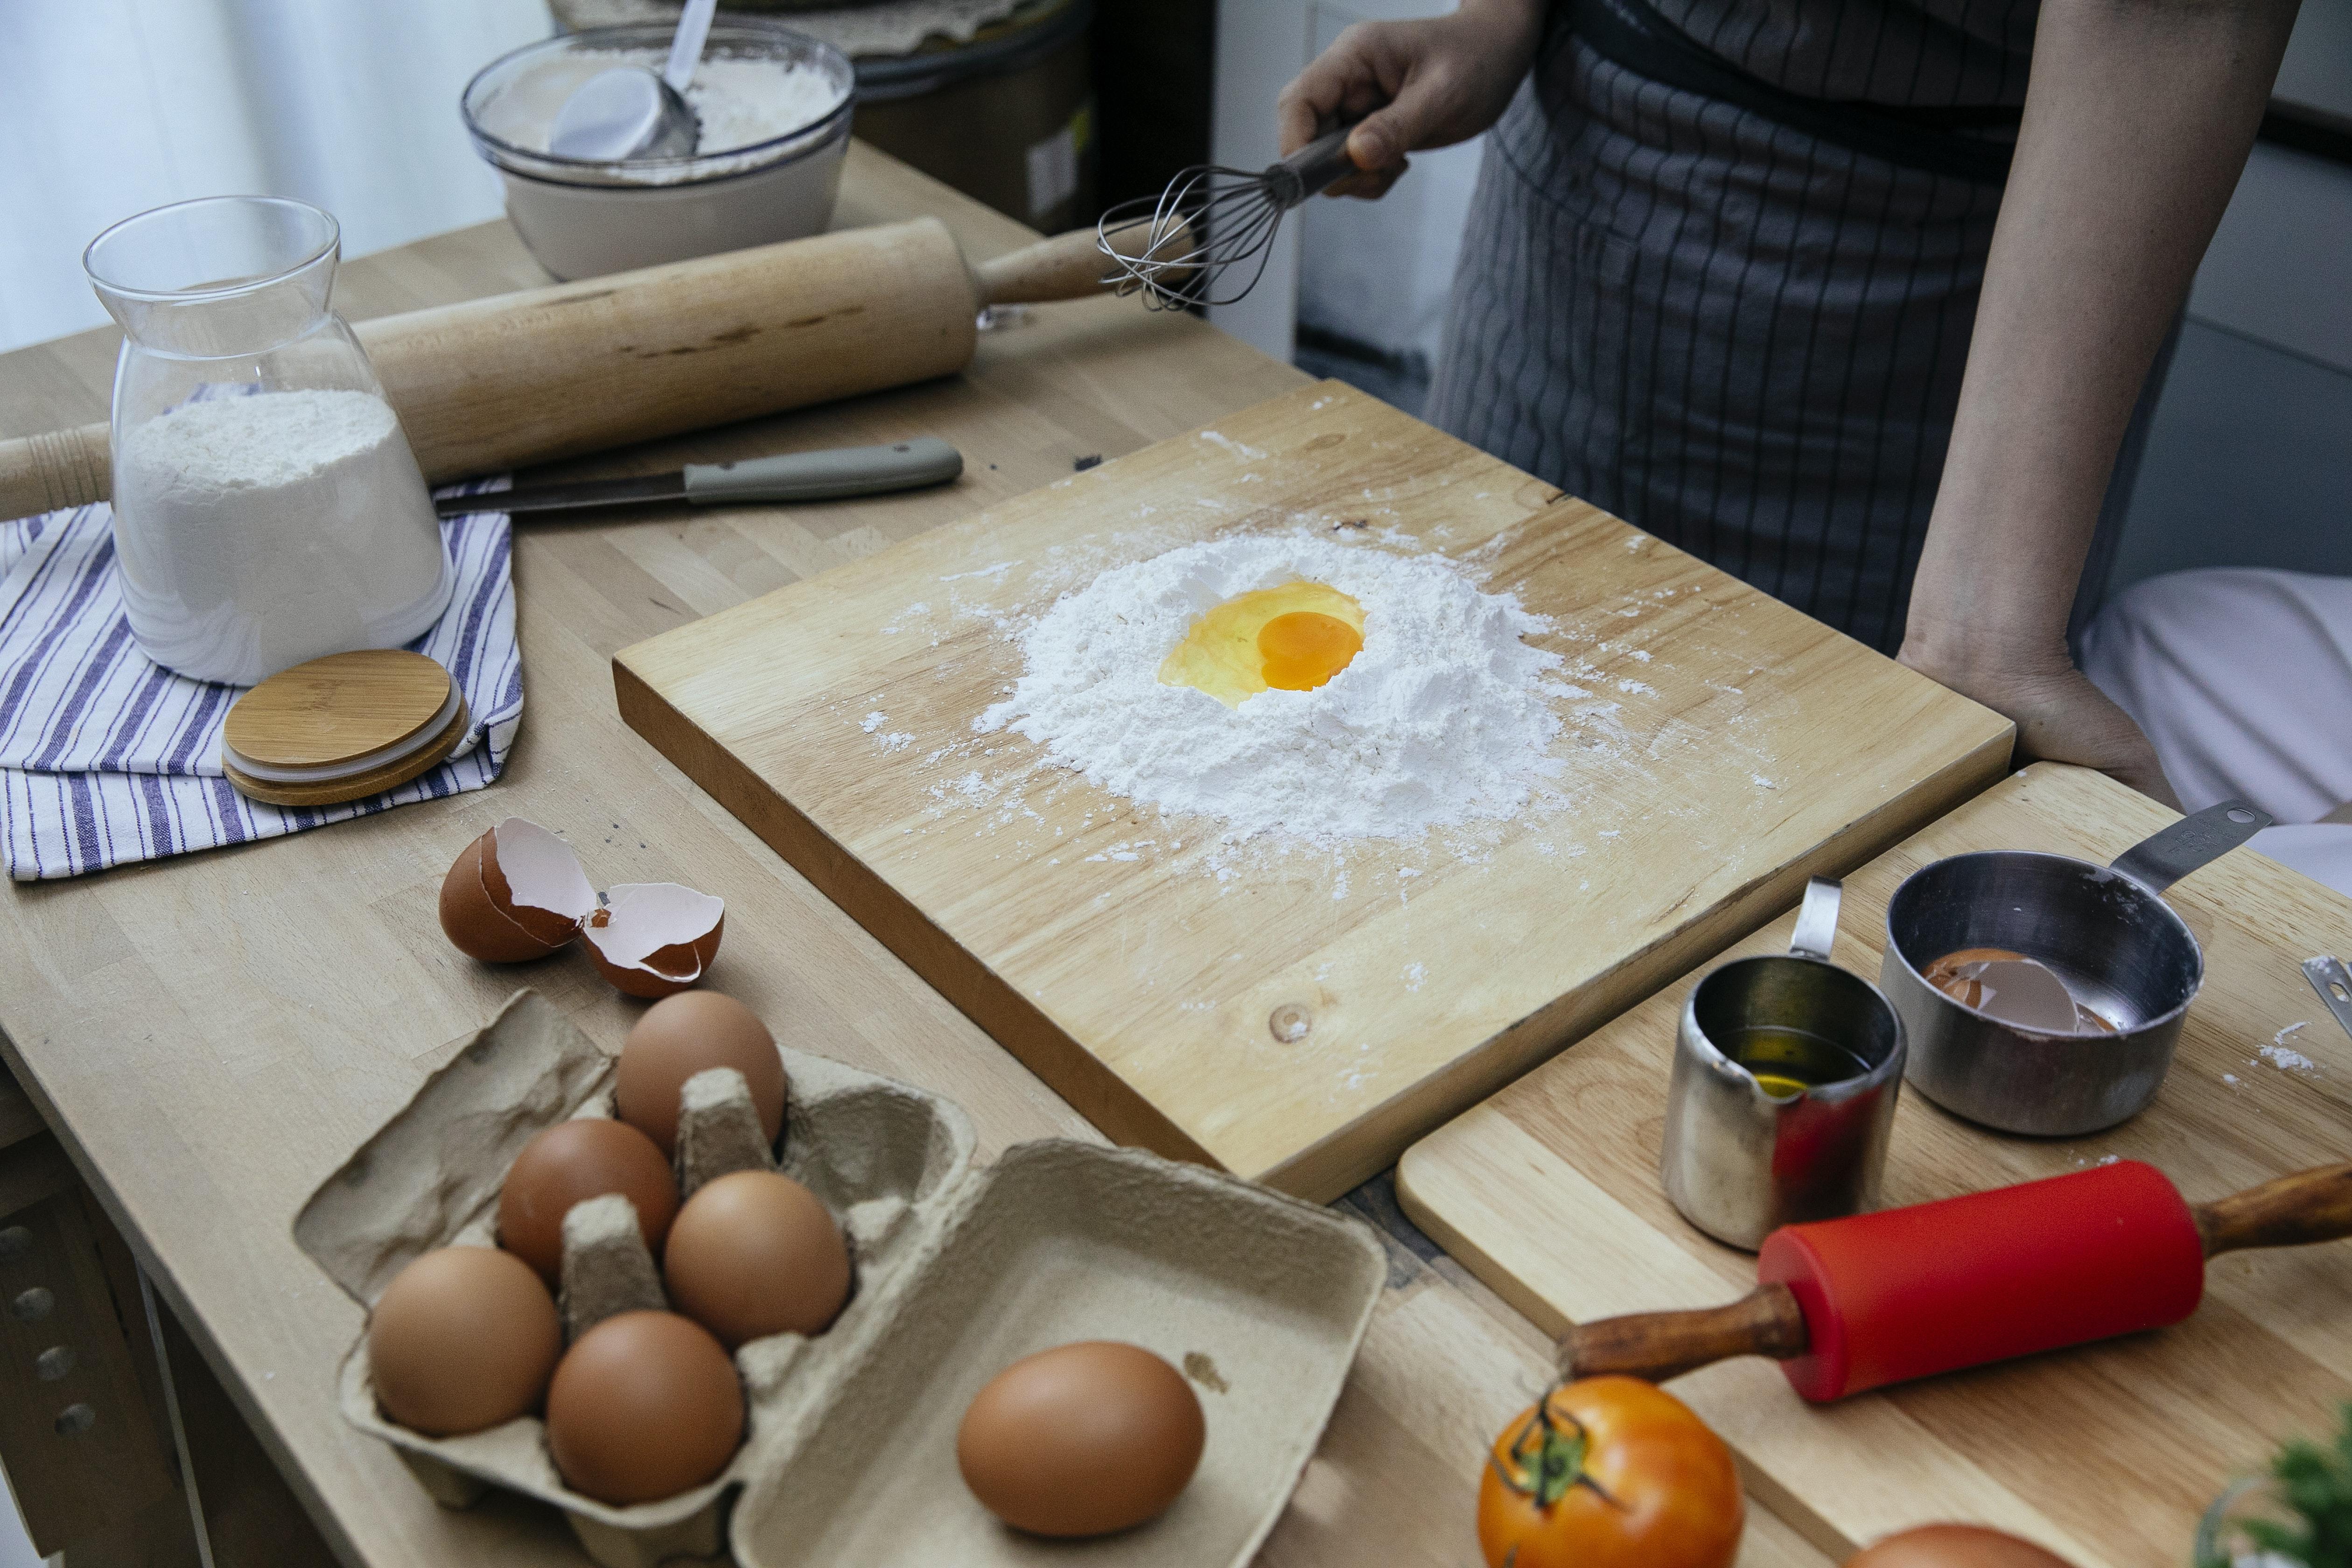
[461,23,855,280]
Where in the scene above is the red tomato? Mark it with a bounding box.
[1477,1376,1744,1568]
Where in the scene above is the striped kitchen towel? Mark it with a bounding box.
[0,483,520,879]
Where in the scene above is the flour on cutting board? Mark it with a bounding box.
[975,532,1572,843]
[828,505,1790,910]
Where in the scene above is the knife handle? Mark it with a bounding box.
[681,438,963,505]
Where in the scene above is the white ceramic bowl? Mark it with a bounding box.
[462,24,854,281]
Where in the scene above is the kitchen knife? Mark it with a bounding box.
[437,437,964,518]
[1561,1159,2352,1400]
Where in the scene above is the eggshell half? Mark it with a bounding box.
[438,818,595,962]
[582,882,725,999]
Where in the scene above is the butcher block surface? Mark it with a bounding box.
[1399,763,2352,1566]
[615,381,2012,1200]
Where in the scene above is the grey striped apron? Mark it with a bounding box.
[1428,0,2156,654]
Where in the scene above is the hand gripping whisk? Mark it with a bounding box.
[1095,126,1363,310]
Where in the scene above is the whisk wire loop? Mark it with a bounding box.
[1095,126,1362,311]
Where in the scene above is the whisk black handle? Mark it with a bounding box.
[1265,126,1362,209]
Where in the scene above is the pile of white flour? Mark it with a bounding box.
[976,533,1568,842]
[481,52,847,183]
[680,58,845,154]
[114,388,449,686]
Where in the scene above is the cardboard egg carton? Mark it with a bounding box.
[294,991,1387,1568]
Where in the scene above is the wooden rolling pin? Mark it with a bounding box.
[0,218,1157,520]
[1563,1159,2352,1401]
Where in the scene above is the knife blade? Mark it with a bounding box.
[436,437,964,518]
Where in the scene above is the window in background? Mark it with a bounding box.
[0,0,554,355]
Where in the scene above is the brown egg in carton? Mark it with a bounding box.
[294,990,970,1565]
[294,991,1387,1568]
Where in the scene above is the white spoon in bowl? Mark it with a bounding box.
[548,0,717,161]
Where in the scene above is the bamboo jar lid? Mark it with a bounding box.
[222,650,469,807]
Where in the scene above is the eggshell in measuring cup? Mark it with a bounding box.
[957,1341,1205,1536]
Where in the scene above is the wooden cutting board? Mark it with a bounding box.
[1399,763,2352,1566]
[614,381,2011,1201]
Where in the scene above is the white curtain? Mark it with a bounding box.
[0,0,555,354]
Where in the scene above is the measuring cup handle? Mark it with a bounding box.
[1789,876,1842,962]
[2108,798,2271,895]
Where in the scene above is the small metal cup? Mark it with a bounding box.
[1660,878,1907,1250]
[1880,798,2270,1136]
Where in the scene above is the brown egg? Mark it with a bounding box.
[437,818,594,962]
[663,1171,850,1347]
[957,1341,1205,1537]
[1847,1525,2078,1568]
[367,1246,561,1437]
[545,1310,744,1505]
[497,1118,679,1284]
[615,990,785,1156]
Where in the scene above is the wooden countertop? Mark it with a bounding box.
[0,144,1834,1568]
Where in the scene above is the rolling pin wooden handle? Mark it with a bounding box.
[2193,1162,2352,1257]
[0,421,112,517]
[1556,1282,1809,1385]
[0,215,1183,524]
[973,220,1193,307]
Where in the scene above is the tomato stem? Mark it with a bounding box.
[1493,1383,1630,1513]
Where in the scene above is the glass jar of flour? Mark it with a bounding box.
[82,196,451,686]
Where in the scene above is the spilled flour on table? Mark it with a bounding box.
[2258,1021,2320,1076]
[974,532,1573,844]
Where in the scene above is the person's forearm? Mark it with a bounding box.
[1903,0,2299,679]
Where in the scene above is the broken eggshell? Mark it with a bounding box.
[440,818,596,962]
[438,819,725,998]
[581,884,727,1000]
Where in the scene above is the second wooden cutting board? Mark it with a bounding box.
[1398,764,2352,1566]
[615,381,2010,1200]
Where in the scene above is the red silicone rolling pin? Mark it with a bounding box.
[1562,1159,2352,1401]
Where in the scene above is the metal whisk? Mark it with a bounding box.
[1096,126,1363,310]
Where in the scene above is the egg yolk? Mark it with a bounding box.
[1258,611,1363,690]
[1158,580,1365,708]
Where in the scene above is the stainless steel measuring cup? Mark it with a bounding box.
[1660,878,1907,1250]
[1879,798,2271,1137]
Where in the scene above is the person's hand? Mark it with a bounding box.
[1898,644,2183,808]
[1275,0,1546,199]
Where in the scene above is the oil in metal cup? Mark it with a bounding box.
[1661,878,1907,1251]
